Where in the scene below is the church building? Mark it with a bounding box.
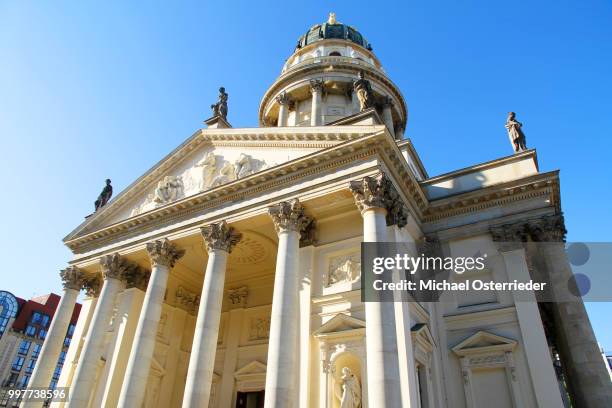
[21,13,612,408]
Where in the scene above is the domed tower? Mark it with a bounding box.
[259,13,407,139]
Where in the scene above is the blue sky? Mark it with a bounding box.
[1,1,611,350]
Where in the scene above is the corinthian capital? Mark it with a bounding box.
[268,199,314,240]
[124,265,150,291]
[146,239,185,268]
[82,275,102,297]
[275,92,291,106]
[100,253,134,281]
[309,79,324,94]
[60,266,86,291]
[201,221,242,253]
[349,172,409,228]
[528,215,567,242]
[490,214,567,249]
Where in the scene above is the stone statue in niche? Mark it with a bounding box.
[211,87,228,120]
[334,367,361,408]
[154,176,184,204]
[505,111,527,153]
[353,71,375,111]
[327,254,361,286]
[94,179,113,212]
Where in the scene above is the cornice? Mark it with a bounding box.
[64,126,383,243]
[258,62,408,126]
[423,170,560,222]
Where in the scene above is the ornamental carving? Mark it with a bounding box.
[227,286,248,308]
[268,199,313,240]
[175,286,200,313]
[349,172,409,228]
[125,265,150,291]
[59,266,86,291]
[275,92,291,106]
[146,239,185,268]
[326,253,361,287]
[100,253,132,281]
[201,221,242,253]
[154,176,185,205]
[309,79,324,93]
[490,214,567,247]
[249,317,271,340]
[83,275,102,297]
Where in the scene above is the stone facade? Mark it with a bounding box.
[20,13,612,408]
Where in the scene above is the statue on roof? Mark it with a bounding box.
[94,179,113,212]
[505,111,527,153]
[211,87,228,120]
[353,71,375,111]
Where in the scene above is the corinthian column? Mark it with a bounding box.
[276,92,291,127]
[309,79,323,126]
[117,239,184,408]
[264,199,313,408]
[182,222,241,408]
[22,267,85,408]
[381,96,395,139]
[349,173,402,408]
[530,216,612,407]
[67,254,131,408]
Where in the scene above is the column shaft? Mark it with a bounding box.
[362,209,402,408]
[381,101,395,138]
[117,263,170,408]
[541,243,612,407]
[264,229,300,408]
[278,103,288,127]
[66,277,124,408]
[182,250,229,408]
[23,288,79,407]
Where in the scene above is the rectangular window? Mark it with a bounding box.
[63,337,71,347]
[31,344,41,358]
[17,340,31,355]
[58,351,66,365]
[67,324,76,337]
[40,314,50,327]
[24,325,36,337]
[24,359,36,374]
[30,312,42,325]
[18,375,30,387]
[38,329,47,340]
[11,357,24,371]
[52,365,62,380]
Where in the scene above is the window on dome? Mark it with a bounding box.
[329,51,341,56]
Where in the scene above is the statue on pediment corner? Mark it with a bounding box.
[94,179,113,212]
[505,111,527,153]
[211,87,228,120]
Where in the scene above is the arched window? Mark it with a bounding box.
[0,291,19,336]
[329,51,342,57]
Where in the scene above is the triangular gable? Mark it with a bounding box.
[411,323,435,350]
[452,331,517,357]
[313,313,366,338]
[234,360,267,377]
[64,126,383,243]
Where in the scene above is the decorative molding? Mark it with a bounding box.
[59,266,86,291]
[268,198,314,239]
[490,214,567,248]
[227,286,248,309]
[309,79,324,93]
[349,172,409,228]
[175,286,200,313]
[99,253,131,281]
[248,317,271,340]
[326,253,361,287]
[83,275,102,298]
[275,91,291,106]
[200,221,242,253]
[146,238,185,268]
[124,265,150,291]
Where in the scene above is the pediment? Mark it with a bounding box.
[452,331,517,356]
[411,323,435,349]
[65,126,382,242]
[234,360,267,377]
[313,313,366,337]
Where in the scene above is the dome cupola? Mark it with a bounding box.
[259,13,407,139]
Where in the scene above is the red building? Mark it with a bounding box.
[0,290,81,406]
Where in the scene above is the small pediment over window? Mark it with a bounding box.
[313,313,366,339]
[452,331,517,357]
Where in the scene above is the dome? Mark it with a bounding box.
[295,13,372,51]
